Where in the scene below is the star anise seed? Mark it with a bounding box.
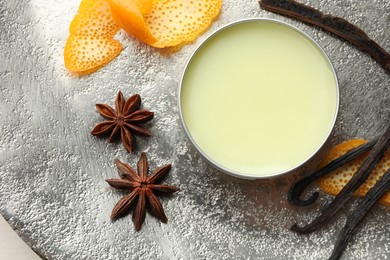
[91,91,154,153]
[106,153,180,231]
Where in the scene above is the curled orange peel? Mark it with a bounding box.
[64,0,222,74]
[145,0,222,48]
[317,139,390,206]
[107,0,222,48]
[64,36,122,75]
[64,0,122,74]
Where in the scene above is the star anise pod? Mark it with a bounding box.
[106,153,180,231]
[91,91,154,153]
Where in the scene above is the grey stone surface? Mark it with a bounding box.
[0,0,389,259]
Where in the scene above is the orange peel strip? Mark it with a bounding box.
[65,0,122,74]
[65,0,222,74]
[64,35,122,74]
[107,0,222,48]
[145,0,222,48]
[317,139,390,206]
[70,0,119,37]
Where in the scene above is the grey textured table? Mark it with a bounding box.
[0,0,389,259]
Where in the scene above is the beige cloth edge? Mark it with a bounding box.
[0,215,41,260]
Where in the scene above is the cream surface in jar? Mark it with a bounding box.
[180,19,339,178]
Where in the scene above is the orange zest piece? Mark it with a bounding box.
[64,0,122,74]
[64,0,222,74]
[69,0,119,37]
[64,36,122,74]
[107,0,222,48]
[145,0,223,48]
[317,139,390,206]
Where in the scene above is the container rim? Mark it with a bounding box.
[178,18,340,180]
